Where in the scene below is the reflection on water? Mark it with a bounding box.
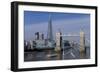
[24,47,90,62]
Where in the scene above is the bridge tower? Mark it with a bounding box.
[80,31,85,58]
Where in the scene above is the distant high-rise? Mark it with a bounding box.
[47,14,53,41]
[41,33,44,40]
[35,32,39,40]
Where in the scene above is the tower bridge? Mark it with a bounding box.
[55,31,87,58]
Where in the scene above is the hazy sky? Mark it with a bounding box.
[24,11,90,42]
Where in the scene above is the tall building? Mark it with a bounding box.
[41,33,44,40]
[47,14,53,41]
[39,33,44,40]
[35,32,39,40]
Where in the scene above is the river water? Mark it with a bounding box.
[24,47,90,62]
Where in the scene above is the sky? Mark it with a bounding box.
[24,11,90,43]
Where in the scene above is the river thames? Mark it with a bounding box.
[24,47,90,62]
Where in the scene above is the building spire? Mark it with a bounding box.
[47,14,53,41]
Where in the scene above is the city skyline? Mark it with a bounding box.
[24,11,90,41]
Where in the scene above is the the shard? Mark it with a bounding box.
[47,14,53,41]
